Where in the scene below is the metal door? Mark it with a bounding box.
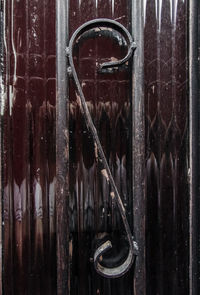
[1,0,199,294]
[57,1,144,294]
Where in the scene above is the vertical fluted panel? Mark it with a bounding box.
[2,0,190,293]
[2,1,56,294]
[144,0,189,294]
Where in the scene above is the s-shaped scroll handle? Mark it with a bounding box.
[67,18,138,279]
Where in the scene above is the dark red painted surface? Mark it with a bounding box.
[3,0,56,294]
[144,1,189,294]
[2,0,190,294]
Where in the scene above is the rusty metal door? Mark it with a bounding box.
[1,0,199,294]
[56,1,145,294]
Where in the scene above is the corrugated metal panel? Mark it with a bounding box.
[0,0,193,294]
[144,0,189,294]
[2,1,56,293]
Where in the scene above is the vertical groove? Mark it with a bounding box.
[189,0,199,294]
[2,1,57,293]
[145,0,189,294]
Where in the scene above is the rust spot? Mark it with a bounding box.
[81,81,86,87]
[94,142,98,161]
[94,28,101,32]
[64,129,68,142]
[69,239,73,258]
[110,192,115,199]
[110,56,119,62]
[75,92,81,108]
[101,169,109,181]
[114,15,126,21]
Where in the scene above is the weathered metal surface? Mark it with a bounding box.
[144,0,189,294]
[2,0,56,293]
[189,0,200,293]
[56,0,69,294]
[131,1,145,294]
[67,18,138,278]
[0,0,193,294]
[67,0,136,294]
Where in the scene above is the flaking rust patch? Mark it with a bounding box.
[110,192,115,199]
[101,169,109,182]
[68,240,72,292]
[110,56,119,62]
[69,239,73,258]
[95,27,113,32]
[75,92,82,108]
[64,129,68,141]
[94,142,98,161]
[94,27,101,32]
[64,129,69,159]
[81,81,86,87]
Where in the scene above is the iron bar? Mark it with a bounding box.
[67,18,138,279]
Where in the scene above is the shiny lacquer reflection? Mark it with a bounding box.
[2,0,56,294]
[144,0,189,294]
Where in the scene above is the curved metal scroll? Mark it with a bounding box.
[67,18,138,278]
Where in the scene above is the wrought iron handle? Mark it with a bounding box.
[67,18,138,279]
